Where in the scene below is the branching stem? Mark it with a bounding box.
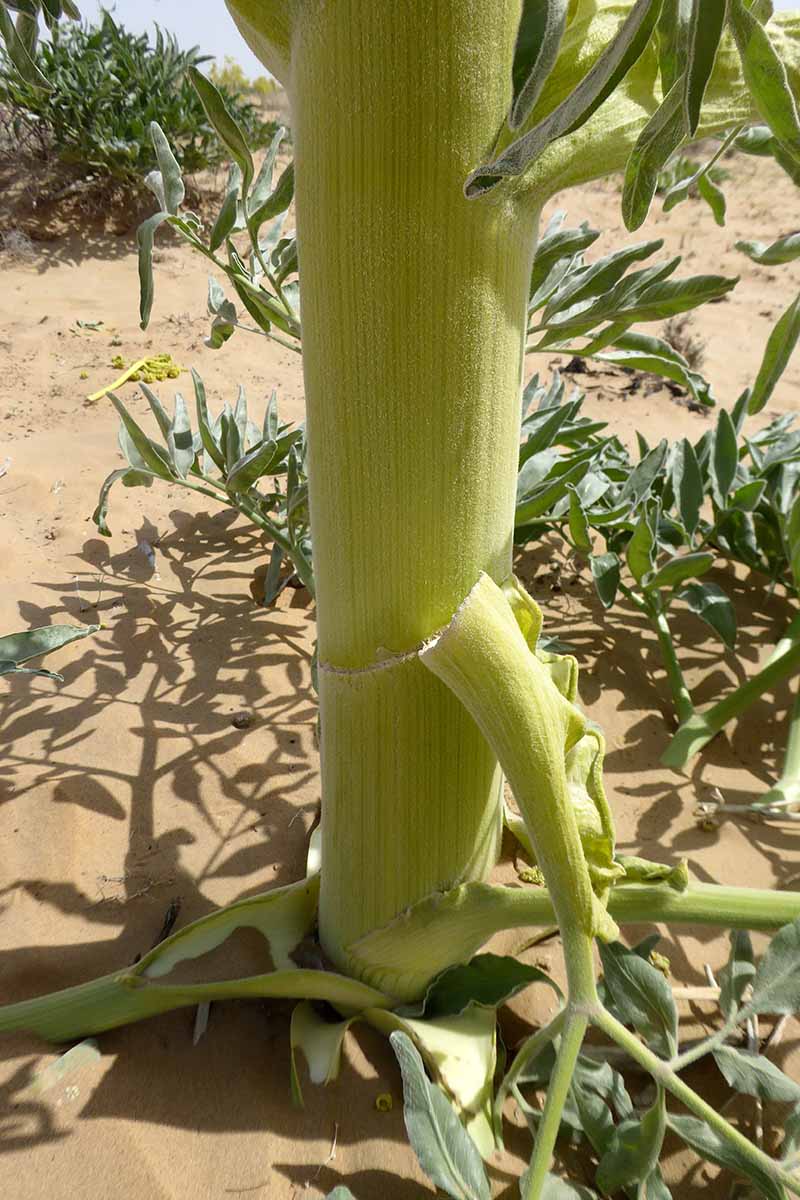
[521,1014,588,1200]
[593,1006,800,1198]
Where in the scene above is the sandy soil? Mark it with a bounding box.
[1,147,800,1199]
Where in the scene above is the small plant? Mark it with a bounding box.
[0,11,277,191]
[136,78,298,355]
[93,374,312,600]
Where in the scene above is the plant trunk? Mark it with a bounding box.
[246,1,536,971]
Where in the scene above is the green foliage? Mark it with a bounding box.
[0,11,276,188]
[526,210,733,408]
[138,87,297,350]
[94,373,312,600]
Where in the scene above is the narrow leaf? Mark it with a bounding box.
[748,292,800,415]
[622,80,686,231]
[728,0,800,167]
[465,0,661,197]
[672,438,703,535]
[712,408,739,504]
[188,66,254,195]
[736,232,800,265]
[509,0,569,130]
[149,122,184,215]
[0,623,98,667]
[399,953,562,1020]
[684,0,728,135]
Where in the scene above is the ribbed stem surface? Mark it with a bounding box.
[289,1,535,963]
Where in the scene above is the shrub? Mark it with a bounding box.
[0,10,277,189]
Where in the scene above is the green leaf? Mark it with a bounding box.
[465,0,662,197]
[398,953,562,1020]
[596,1092,666,1195]
[736,232,800,265]
[0,623,98,667]
[748,292,800,415]
[697,171,727,227]
[509,0,568,129]
[390,1032,491,1200]
[728,0,800,168]
[591,552,620,609]
[668,1114,784,1199]
[713,1044,800,1104]
[712,408,739,504]
[568,489,591,553]
[137,211,168,329]
[622,80,686,231]
[209,171,241,253]
[622,440,668,505]
[0,3,50,87]
[167,393,194,479]
[657,0,692,94]
[591,334,714,409]
[191,369,225,473]
[139,383,172,442]
[684,0,728,135]
[598,940,678,1056]
[529,218,600,300]
[744,918,800,1016]
[110,394,174,481]
[226,439,280,494]
[324,1191,357,1200]
[149,122,184,215]
[672,438,703,535]
[645,551,714,592]
[248,126,287,216]
[188,65,254,196]
[92,466,152,536]
[677,581,736,649]
[626,508,656,584]
[730,478,767,511]
[248,161,295,238]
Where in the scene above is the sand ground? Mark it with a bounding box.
[1,148,800,1198]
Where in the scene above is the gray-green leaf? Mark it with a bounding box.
[677,581,737,649]
[713,1044,800,1104]
[748,292,800,415]
[599,941,678,1056]
[745,918,800,1017]
[390,1032,490,1200]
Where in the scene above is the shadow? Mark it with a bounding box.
[0,505,322,1150]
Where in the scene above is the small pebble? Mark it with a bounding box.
[232,712,252,730]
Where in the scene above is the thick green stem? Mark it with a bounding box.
[594,1007,800,1198]
[281,1,537,967]
[351,881,800,996]
[663,630,800,769]
[521,1014,588,1200]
